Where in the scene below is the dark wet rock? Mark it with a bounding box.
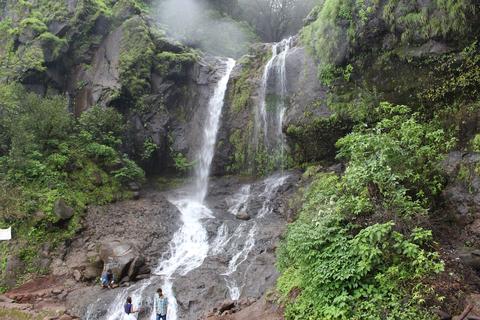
[283,42,330,127]
[219,300,235,313]
[127,256,145,280]
[212,39,342,174]
[442,152,480,219]
[70,25,122,114]
[48,21,69,37]
[54,199,74,221]
[3,255,25,288]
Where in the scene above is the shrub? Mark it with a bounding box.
[113,157,145,183]
[336,102,455,215]
[277,172,444,320]
[277,103,453,319]
[78,105,124,147]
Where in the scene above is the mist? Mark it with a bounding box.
[153,0,257,58]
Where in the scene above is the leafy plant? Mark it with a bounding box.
[142,137,158,160]
[277,171,444,320]
[277,103,452,319]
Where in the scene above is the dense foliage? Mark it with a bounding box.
[277,103,452,319]
[301,0,477,70]
[0,84,144,290]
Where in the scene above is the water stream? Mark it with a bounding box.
[151,58,236,320]
[85,39,294,318]
[212,174,289,301]
[87,58,235,320]
[255,37,293,160]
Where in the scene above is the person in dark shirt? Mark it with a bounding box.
[124,296,140,319]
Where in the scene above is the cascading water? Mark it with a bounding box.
[213,174,289,301]
[87,58,235,320]
[255,37,293,163]
[153,58,235,320]
[84,39,295,319]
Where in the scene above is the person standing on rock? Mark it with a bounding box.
[124,296,140,319]
[154,288,168,320]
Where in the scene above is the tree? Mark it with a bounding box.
[238,0,316,42]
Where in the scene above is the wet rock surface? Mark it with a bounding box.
[59,190,181,317]
[63,172,299,320]
[202,296,283,320]
[170,173,299,320]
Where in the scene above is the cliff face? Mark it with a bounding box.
[0,0,238,175]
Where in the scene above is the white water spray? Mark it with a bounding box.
[220,174,289,301]
[195,58,236,202]
[154,58,236,320]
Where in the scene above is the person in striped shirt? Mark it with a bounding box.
[154,288,168,320]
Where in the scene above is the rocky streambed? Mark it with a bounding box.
[7,172,299,320]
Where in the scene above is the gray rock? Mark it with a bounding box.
[236,211,251,221]
[127,256,145,280]
[54,199,74,221]
[48,21,69,36]
[73,270,82,282]
[99,240,138,282]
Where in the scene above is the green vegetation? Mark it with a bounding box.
[287,113,352,165]
[119,16,198,105]
[301,0,477,71]
[0,86,143,288]
[277,103,453,319]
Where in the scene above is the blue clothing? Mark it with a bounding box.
[124,303,133,314]
[101,272,114,286]
[156,315,166,320]
[154,294,168,316]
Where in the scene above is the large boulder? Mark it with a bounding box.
[99,240,144,282]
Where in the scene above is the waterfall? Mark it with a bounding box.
[194,58,236,202]
[154,58,236,320]
[82,44,294,318]
[255,37,293,168]
[87,58,235,320]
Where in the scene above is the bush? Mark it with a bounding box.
[0,84,142,288]
[277,172,444,320]
[78,105,124,147]
[113,157,145,183]
[277,103,453,319]
[336,102,455,215]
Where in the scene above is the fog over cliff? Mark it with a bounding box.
[154,0,257,57]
